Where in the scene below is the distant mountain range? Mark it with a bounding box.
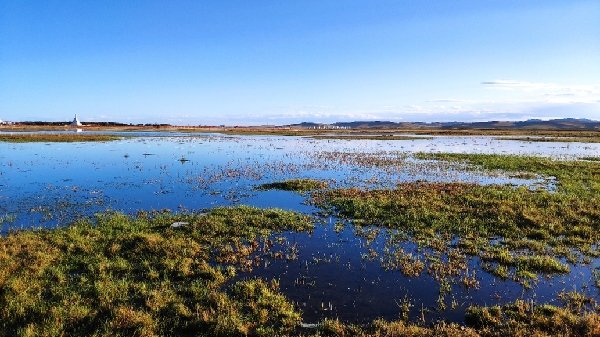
[290,118,600,130]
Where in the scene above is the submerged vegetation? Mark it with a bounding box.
[499,136,600,143]
[0,134,122,143]
[310,135,431,141]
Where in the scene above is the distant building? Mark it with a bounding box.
[71,115,82,127]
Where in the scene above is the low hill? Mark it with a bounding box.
[291,118,600,130]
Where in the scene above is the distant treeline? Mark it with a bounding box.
[17,121,75,126]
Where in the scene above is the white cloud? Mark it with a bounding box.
[481,79,600,104]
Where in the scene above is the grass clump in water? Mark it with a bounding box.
[464,300,599,337]
[0,206,311,336]
[305,299,599,337]
[258,178,329,192]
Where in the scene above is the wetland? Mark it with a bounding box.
[0,131,599,336]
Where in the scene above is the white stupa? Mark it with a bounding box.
[71,114,82,127]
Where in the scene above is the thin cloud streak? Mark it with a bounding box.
[481,80,600,103]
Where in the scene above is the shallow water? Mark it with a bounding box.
[1,133,599,323]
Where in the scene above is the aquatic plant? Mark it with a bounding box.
[465,300,599,337]
[558,291,597,311]
[310,135,431,141]
[304,299,599,336]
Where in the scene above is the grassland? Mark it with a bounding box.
[0,134,122,143]
[5,129,598,144]
[4,124,600,139]
[207,127,600,140]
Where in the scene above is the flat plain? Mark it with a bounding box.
[1,128,599,336]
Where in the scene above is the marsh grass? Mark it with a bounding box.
[464,299,599,337]
[558,291,597,311]
[258,179,329,192]
[313,154,600,284]
[414,152,600,195]
[0,206,312,337]
[306,299,599,337]
[0,134,122,143]
[499,136,600,143]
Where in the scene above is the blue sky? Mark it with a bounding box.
[1,1,599,125]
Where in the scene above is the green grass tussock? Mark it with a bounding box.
[258,179,329,192]
[465,300,599,337]
[302,300,598,337]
